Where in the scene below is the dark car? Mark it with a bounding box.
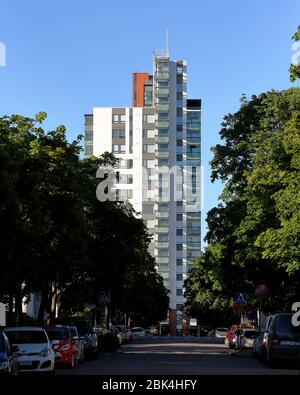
[0,331,19,375]
[266,313,300,367]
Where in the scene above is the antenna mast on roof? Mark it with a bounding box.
[166,29,169,56]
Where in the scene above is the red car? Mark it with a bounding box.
[45,325,77,368]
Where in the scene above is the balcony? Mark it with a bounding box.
[156,136,169,144]
[155,120,169,128]
[156,103,169,111]
[156,241,169,248]
[156,88,169,95]
[156,257,169,264]
[155,73,169,80]
[156,151,169,158]
[155,226,169,233]
[155,211,169,218]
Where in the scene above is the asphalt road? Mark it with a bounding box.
[56,336,300,375]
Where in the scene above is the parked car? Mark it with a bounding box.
[115,325,128,344]
[225,324,252,347]
[0,330,19,375]
[215,328,228,339]
[45,325,77,368]
[54,318,98,357]
[236,329,259,350]
[4,327,55,374]
[265,313,300,367]
[68,326,85,364]
[252,315,273,360]
[131,327,146,338]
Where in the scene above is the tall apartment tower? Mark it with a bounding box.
[84,52,201,335]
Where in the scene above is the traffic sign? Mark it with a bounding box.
[234,292,248,304]
[255,284,268,299]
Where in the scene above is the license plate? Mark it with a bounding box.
[281,341,296,346]
[19,361,32,366]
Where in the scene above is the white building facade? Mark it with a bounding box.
[85,52,201,335]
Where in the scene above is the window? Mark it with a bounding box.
[177,84,183,92]
[127,189,133,199]
[176,244,183,251]
[143,129,155,138]
[157,96,168,103]
[177,154,183,161]
[158,128,168,136]
[176,214,183,221]
[158,143,168,151]
[112,144,126,153]
[176,274,183,281]
[176,125,183,132]
[177,100,183,107]
[157,248,169,257]
[177,64,183,74]
[176,304,183,311]
[127,159,133,169]
[176,139,183,147]
[158,219,168,227]
[177,75,183,84]
[127,175,133,184]
[112,114,126,124]
[143,114,155,124]
[158,234,168,242]
[158,159,168,166]
[176,289,183,296]
[157,112,168,121]
[177,108,183,117]
[176,229,183,236]
[112,129,125,139]
[143,144,155,153]
[177,201,183,207]
[157,203,169,211]
[176,259,183,266]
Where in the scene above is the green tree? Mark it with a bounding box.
[290,25,300,82]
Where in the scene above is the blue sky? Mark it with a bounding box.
[0,0,299,246]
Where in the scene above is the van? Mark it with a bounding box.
[266,313,300,366]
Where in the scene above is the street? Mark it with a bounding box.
[56,337,300,375]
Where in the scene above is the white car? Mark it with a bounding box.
[131,327,146,338]
[4,326,55,374]
[215,328,228,338]
[237,329,259,350]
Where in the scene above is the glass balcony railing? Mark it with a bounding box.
[156,136,169,143]
[156,151,169,158]
[155,211,169,218]
[156,241,169,248]
[156,88,169,95]
[155,120,169,128]
[155,73,169,80]
[155,226,169,233]
[156,103,169,111]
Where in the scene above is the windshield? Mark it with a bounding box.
[244,331,258,339]
[46,327,69,340]
[6,330,47,344]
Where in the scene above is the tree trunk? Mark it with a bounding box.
[37,289,48,325]
[14,284,23,327]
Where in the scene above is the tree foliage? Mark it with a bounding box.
[290,25,300,82]
[0,113,169,326]
[185,88,300,325]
